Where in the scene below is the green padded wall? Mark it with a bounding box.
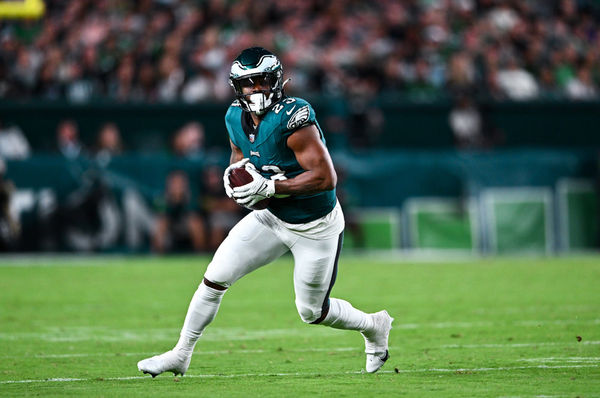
[557,179,599,250]
[483,188,553,254]
[342,209,401,250]
[405,198,476,252]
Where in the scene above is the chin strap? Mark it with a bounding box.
[282,78,291,88]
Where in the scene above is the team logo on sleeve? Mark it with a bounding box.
[287,105,310,130]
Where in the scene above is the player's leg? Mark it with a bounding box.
[290,232,393,373]
[175,212,288,353]
[138,212,288,377]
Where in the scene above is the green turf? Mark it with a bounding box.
[0,255,599,397]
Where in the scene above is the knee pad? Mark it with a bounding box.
[295,301,322,324]
[203,259,236,289]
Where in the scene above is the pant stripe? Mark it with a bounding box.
[310,231,344,324]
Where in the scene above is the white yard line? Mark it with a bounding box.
[0,255,135,267]
[516,357,600,363]
[1,319,598,343]
[443,341,600,348]
[2,342,599,359]
[0,347,360,359]
[1,364,598,385]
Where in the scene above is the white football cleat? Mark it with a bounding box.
[137,350,191,377]
[361,310,393,373]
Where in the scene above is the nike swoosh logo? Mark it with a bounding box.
[286,105,296,115]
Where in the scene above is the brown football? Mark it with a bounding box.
[229,167,253,187]
[228,167,271,210]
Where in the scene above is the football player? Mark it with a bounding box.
[138,47,393,376]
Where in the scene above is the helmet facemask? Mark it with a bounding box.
[230,72,283,115]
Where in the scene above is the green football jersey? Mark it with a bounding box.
[225,96,337,224]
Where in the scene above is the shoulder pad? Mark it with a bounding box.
[225,100,242,121]
[225,101,244,147]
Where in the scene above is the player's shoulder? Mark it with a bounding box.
[225,99,242,123]
[272,96,316,132]
[226,99,242,114]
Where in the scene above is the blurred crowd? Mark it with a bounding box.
[1,0,600,103]
[0,114,247,253]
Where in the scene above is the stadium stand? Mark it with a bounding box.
[0,0,599,102]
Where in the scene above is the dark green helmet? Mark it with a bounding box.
[229,47,284,114]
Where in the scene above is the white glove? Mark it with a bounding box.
[232,163,275,207]
[223,158,250,198]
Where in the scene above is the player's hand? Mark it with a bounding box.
[223,158,250,198]
[232,163,275,207]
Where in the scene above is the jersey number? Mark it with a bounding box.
[272,98,296,114]
[262,165,287,180]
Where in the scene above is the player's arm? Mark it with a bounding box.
[229,139,244,164]
[275,124,337,195]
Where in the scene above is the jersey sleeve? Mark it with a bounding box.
[279,97,317,136]
[225,100,242,148]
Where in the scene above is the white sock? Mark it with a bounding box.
[174,282,226,356]
[320,298,374,332]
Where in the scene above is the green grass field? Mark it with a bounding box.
[0,254,599,397]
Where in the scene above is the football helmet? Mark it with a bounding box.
[229,47,284,115]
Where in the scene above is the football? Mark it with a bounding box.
[228,167,271,210]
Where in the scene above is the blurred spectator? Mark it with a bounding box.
[107,55,136,102]
[488,2,520,32]
[59,172,119,252]
[11,46,42,94]
[538,65,561,98]
[182,67,214,103]
[565,65,598,100]
[172,122,204,159]
[153,170,207,253]
[201,165,244,250]
[449,95,484,149]
[65,46,103,103]
[496,57,539,100]
[94,122,123,164]
[346,96,384,148]
[132,59,158,102]
[446,52,477,96]
[404,58,440,100]
[56,120,84,159]
[157,53,185,102]
[0,158,20,251]
[449,94,503,149]
[0,120,31,160]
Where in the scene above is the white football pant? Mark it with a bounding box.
[205,202,344,323]
[175,201,373,355]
